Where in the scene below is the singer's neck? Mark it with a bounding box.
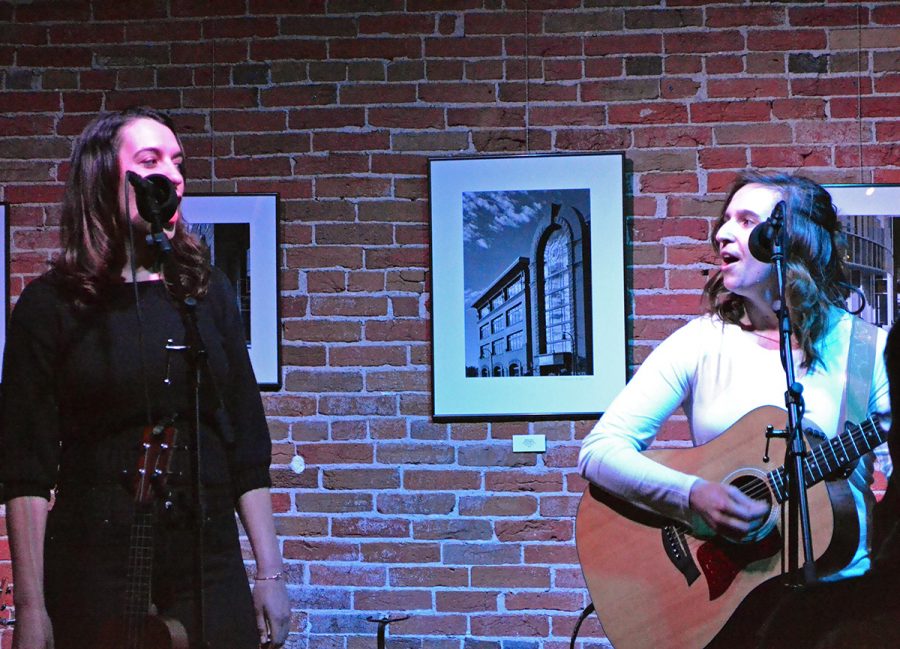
[122,265,162,283]
[122,230,165,282]
[742,297,779,332]
[122,245,163,282]
[740,298,802,351]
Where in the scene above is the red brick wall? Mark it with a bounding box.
[1,2,900,648]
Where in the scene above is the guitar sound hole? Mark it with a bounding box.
[731,475,773,509]
[727,473,779,543]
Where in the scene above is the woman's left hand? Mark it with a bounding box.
[252,577,291,648]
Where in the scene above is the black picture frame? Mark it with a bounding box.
[182,193,281,390]
[0,203,8,381]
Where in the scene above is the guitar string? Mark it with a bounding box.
[677,417,878,507]
[672,419,880,553]
[126,510,155,649]
[738,417,878,505]
[735,417,879,503]
[671,417,882,552]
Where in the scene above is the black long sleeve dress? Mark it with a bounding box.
[0,267,273,649]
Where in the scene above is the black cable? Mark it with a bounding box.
[570,602,595,649]
[124,181,155,427]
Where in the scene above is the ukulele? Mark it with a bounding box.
[97,419,189,649]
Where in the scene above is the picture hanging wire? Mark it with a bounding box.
[855,2,866,185]
[524,0,530,153]
[210,26,217,193]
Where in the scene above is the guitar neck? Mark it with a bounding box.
[124,509,155,620]
[768,415,886,503]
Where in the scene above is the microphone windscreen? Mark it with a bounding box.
[126,172,180,225]
[748,222,775,263]
[747,201,786,263]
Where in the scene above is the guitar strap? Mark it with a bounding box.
[841,316,878,428]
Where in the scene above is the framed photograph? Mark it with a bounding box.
[429,152,626,420]
[824,184,900,329]
[181,194,281,390]
[824,183,899,480]
[0,203,7,379]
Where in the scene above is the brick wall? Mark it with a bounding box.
[1,1,900,648]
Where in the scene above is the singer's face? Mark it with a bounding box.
[715,183,782,303]
[117,117,184,235]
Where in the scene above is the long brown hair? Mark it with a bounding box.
[704,173,854,369]
[53,106,209,307]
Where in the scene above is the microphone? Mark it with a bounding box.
[125,171,180,229]
[748,200,786,263]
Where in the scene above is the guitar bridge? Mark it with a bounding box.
[661,524,700,586]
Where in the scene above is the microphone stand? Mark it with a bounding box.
[145,235,210,649]
[764,208,817,586]
[127,174,210,645]
[178,294,211,649]
[147,222,172,262]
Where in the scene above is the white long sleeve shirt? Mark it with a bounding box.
[578,310,889,578]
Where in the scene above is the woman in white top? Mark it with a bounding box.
[579,173,889,580]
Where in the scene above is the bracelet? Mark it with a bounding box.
[254,571,284,581]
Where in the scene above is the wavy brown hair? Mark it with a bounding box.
[704,173,854,369]
[53,106,209,307]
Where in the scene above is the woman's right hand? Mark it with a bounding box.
[689,479,770,542]
[12,603,54,649]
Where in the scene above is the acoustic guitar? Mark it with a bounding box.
[97,419,189,649]
[576,406,886,649]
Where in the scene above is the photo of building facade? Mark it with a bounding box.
[469,202,593,377]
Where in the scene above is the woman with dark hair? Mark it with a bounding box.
[54,105,209,307]
[1,107,290,649]
[706,173,857,371]
[578,173,889,645]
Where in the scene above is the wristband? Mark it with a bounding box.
[254,571,284,581]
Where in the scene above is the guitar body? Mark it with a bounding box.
[96,614,190,649]
[576,406,861,649]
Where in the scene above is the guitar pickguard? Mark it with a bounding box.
[696,529,782,600]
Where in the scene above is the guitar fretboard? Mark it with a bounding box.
[768,415,886,503]
[124,508,155,648]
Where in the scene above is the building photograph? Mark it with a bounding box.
[464,190,593,378]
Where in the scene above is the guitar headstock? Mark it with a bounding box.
[134,420,179,506]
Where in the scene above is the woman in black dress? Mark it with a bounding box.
[1,107,290,649]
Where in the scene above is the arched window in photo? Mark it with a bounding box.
[531,203,593,377]
[543,227,574,357]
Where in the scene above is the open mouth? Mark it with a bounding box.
[721,252,739,265]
